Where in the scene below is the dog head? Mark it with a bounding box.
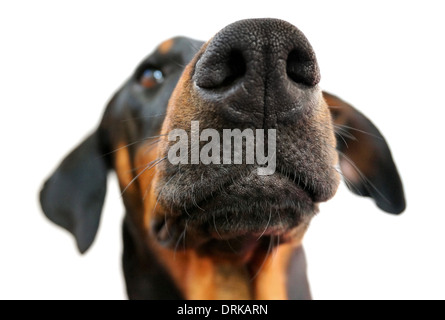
[40,19,405,261]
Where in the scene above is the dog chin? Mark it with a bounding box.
[151,206,313,261]
[151,168,321,255]
[151,196,317,261]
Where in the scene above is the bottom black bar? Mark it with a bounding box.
[130,300,309,319]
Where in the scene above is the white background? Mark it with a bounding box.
[1,0,444,300]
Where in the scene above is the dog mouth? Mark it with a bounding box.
[145,18,342,258]
[151,168,318,255]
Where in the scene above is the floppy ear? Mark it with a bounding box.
[323,91,406,214]
[40,129,109,253]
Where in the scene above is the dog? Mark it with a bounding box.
[40,18,405,300]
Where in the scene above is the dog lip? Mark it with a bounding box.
[276,169,318,202]
[151,216,207,249]
[190,169,318,212]
[152,167,331,250]
[156,167,321,218]
[174,172,316,238]
[151,202,312,255]
[205,215,294,240]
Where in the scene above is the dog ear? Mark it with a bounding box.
[323,91,406,214]
[40,129,109,253]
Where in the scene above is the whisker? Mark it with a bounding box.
[174,225,187,260]
[153,172,182,215]
[151,172,183,241]
[141,168,157,201]
[118,142,162,175]
[250,236,274,282]
[257,207,272,241]
[186,39,204,52]
[152,174,177,214]
[334,125,357,141]
[335,132,349,149]
[183,202,191,218]
[100,135,166,158]
[224,239,238,255]
[191,183,205,212]
[272,235,280,260]
[333,166,363,196]
[333,126,356,148]
[182,220,189,252]
[337,150,391,204]
[213,211,223,240]
[141,133,170,140]
[336,124,384,141]
[100,141,140,158]
[120,156,166,197]
[276,205,283,231]
[164,54,188,69]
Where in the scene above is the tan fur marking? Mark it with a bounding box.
[133,143,161,231]
[159,39,174,54]
[115,143,137,194]
[251,223,308,300]
[253,244,295,300]
[184,254,252,300]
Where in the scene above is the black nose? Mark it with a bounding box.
[193,19,320,124]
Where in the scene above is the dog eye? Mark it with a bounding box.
[139,69,164,88]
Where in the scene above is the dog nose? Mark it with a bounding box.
[193,19,320,123]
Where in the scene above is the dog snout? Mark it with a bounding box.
[154,19,340,250]
[193,19,320,124]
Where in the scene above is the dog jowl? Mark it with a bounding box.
[40,19,405,299]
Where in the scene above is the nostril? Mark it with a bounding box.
[286,49,320,87]
[221,50,246,87]
[195,49,246,89]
